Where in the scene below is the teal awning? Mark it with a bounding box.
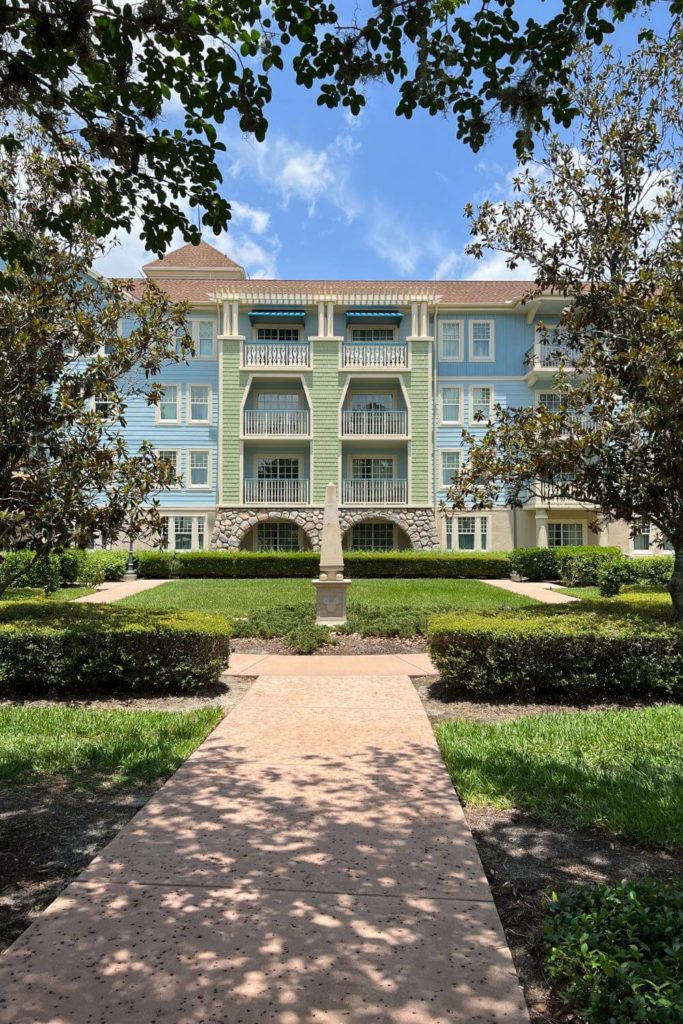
[248,309,306,323]
[346,308,403,325]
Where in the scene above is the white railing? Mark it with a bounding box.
[342,478,407,505]
[243,410,310,435]
[524,342,575,370]
[243,341,310,368]
[341,410,407,435]
[244,478,309,504]
[342,343,407,368]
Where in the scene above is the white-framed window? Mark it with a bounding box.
[155,449,182,487]
[257,456,300,479]
[548,522,584,547]
[255,391,302,411]
[187,449,211,489]
[188,384,211,424]
[160,514,207,551]
[351,457,394,480]
[537,391,562,414]
[439,386,462,424]
[349,392,395,411]
[351,522,396,550]
[444,515,490,551]
[93,396,115,419]
[193,320,216,358]
[350,327,396,343]
[632,520,674,554]
[469,320,495,361]
[257,522,302,551]
[256,326,301,342]
[438,319,464,361]
[156,384,180,424]
[440,450,462,489]
[471,386,493,422]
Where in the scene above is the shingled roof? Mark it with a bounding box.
[142,241,245,274]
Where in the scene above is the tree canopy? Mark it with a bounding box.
[0,0,676,266]
[448,36,683,618]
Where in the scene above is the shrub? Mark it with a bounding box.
[597,558,639,596]
[136,549,511,580]
[632,554,675,586]
[0,603,230,693]
[57,550,83,586]
[78,549,129,582]
[428,604,683,701]
[508,546,621,583]
[0,551,61,593]
[544,880,683,1024]
[508,546,561,581]
[560,549,621,587]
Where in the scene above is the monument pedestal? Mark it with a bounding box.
[313,481,351,626]
[313,576,351,626]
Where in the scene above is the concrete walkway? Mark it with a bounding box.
[75,579,170,603]
[0,671,529,1023]
[228,651,438,677]
[482,578,580,604]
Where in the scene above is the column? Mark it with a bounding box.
[420,302,428,338]
[318,302,325,337]
[535,510,549,548]
[411,302,419,337]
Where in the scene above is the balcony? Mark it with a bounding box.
[342,343,407,369]
[243,479,310,504]
[341,410,408,436]
[526,480,596,510]
[524,341,575,384]
[243,409,310,436]
[342,478,407,505]
[243,341,310,368]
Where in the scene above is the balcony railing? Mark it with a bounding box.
[243,409,310,436]
[524,342,575,371]
[342,343,408,368]
[243,341,310,368]
[243,478,309,504]
[342,478,407,505]
[341,410,408,435]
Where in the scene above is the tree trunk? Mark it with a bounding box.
[669,544,683,625]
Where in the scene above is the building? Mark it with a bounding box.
[115,240,652,555]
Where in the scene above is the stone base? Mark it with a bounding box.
[312,578,350,625]
[212,507,438,551]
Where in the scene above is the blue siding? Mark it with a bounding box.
[435,312,535,378]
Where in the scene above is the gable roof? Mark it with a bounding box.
[142,241,245,276]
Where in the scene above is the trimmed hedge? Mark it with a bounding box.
[428,602,683,701]
[0,602,230,693]
[508,545,622,583]
[137,549,511,579]
[0,551,61,592]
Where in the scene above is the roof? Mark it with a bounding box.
[142,241,245,273]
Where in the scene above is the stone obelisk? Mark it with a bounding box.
[313,482,351,625]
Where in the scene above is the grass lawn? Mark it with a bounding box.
[558,583,672,606]
[436,706,683,848]
[0,586,96,602]
[0,706,222,785]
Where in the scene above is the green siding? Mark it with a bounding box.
[220,340,242,504]
[407,340,431,504]
[310,340,341,504]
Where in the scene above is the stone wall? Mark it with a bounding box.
[211,507,439,551]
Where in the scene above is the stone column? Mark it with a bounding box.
[535,510,549,548]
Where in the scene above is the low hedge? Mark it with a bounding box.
[137,549,511,579]
[0,602,230,693]
[428,603,683,701]
[508,546,621,583]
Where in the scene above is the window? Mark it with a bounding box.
[438,319,463,361]
[349,393,394,412]
[351,457,393,480]
[256,326,301,342]
[188,385,210,424]
[444,515,489,551]
[256,392,301,411]
[440,451,461,489]
[103,340,117,356]
[469,320,494,361]
[257,522,301,551]
[257,457,300,479]
[351,523,395,551]
[160,515,207,551]
[156,449,182,486]
[188,450,210,489]
[439,386,462,424]
[157,385,179,423]
[93,397,115,419]
[548,523,584,547]
[538,391,562,414]
[633,520,651,552]
[350,327,395,343]
[471,386,493,422]
[195,320,215,358]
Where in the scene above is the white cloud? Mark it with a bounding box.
[431,249,462,280]
[365,203,424,276]
[230,199,270,235]
[466,251,535,280]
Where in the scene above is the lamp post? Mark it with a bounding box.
[124,535,137,580]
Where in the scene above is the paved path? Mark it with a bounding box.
[75,579,170,603]
[481,578,580,603]
[0,671,529,1023]
[228,651,438,677]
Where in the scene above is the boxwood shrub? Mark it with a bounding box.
[0,602,230,693]
[508,545,621,583]
[136,549,511,579]
[544,880,683,1024]
[428,604,683,701]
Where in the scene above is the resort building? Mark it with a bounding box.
[117,241,640,554]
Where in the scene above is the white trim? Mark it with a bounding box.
[437,318,464,362]
[438,449,463,490]
[547,521,586,547]
[438,385,463,426]
[442,512,491,552]
[252,322,303,342]
[186,448,213,490]
[191,318,217,359]
[469,384,494,424]
[155,383,181,425]
[154,448,183,488]
[186,383,213,425]
[468,319,495,362]
[160,513,209,552]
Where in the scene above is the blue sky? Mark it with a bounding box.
[94,3,673,282]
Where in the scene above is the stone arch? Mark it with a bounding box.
[232,509,322,551]
[339,510,418,550]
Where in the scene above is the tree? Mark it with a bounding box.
[0,0,676,268]
[0,122,191,593]
[447,35,683,620]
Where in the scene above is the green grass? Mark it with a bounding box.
[0,586,96,602]
[558,583,672,605]
[0,706,222,785]
[436,706,683,848]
